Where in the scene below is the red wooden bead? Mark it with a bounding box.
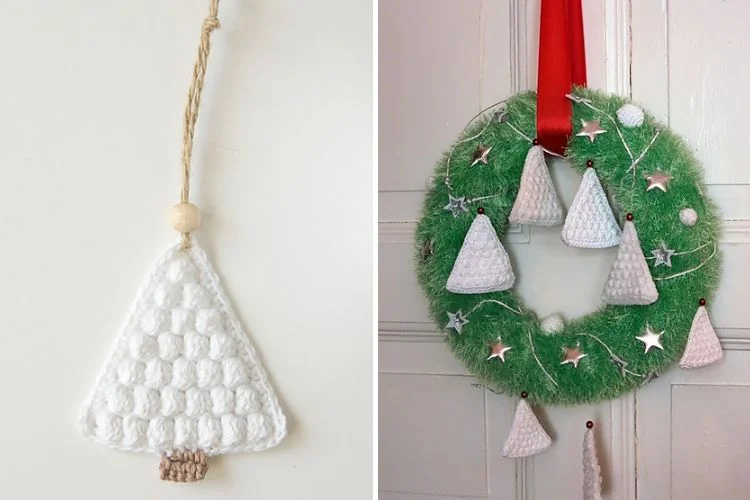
[699,298,707,306]
[626,213,634,221]
[586,420,594,429]
[586,160,594,168]
[532,138,540,145]
[477,207,485,215]
[521,391,528,399]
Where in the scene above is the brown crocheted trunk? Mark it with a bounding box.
[160,450,208,482]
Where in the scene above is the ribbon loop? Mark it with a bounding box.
[536,0,587,154]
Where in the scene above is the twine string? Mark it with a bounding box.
[180,0,221,248]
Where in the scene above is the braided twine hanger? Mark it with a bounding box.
[172,0,221,251]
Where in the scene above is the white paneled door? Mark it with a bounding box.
[378,1,750,499]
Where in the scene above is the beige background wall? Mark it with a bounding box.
[0,1,372,498]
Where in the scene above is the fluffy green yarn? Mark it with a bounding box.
[415,88,721,405]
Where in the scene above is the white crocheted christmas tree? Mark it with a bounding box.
[509,145,564,226]
[583,426,603,500]
[601,219,658,305]
[446,213,515,294]
[680,304,723,369]
[81,241,286,470]
[561,168,621,248]
[501,398,551,458]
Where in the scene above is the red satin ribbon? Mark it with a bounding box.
[536,0,587,154]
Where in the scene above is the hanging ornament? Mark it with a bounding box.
[616,103,645,128]
[561,161,621,248]
[680,207,698,226]
[636,325,665,353]
[471,145,492,166]
[561,344,587,368]
[540,313,565,334]
[508,145,564,226]
[576,120,607,142]
[602,214,659,305]
[650,241,676,267]
[582,421,603,500]
[680,298,723,369]
[446,208,515,294]
[443,194,469,217]
[645,170,673,192]
[80,1,286,482]
[501,393,552,458]
[487,337,512,362]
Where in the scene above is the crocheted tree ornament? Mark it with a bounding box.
[446,213,515,294]
[601,219,658,305]
[561,168,621,248]
[582,423,603,500]
[508,145,564,226]
[501,397,551,458]
[81,241,287,479]
[680,303,723,369]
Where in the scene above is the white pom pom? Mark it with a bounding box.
[616,104,644,128]
[680,207,698,226]
[540,313,565,333]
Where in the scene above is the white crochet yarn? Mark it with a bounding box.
[679,305,723,369]
[561,168,621,248]
[509,145,564,226]
[540,313,565,334]
[81,240,287,456]
[446,214,515,294]
[602,220,659,305]
[616,103,644,128]
[679,207,698,226]
[501,399,551,458]
[582,428,603,500]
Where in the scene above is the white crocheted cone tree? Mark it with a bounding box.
[509,145,564,226]
[501,396,551,458]
[602,217,658,305]
[81,242,287,479]
[582,423,603,500]
[680,300,723,369]
[446,210,515,294]
[561,166,621,248]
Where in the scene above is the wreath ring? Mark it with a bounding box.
[415,88,721,405]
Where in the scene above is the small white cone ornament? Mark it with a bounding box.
[602,217,658,305]
[509,145,564,226]
[561,167,621,248]
[446,210,515,294]
[680,300,723,369]
[582,422,603,500]
[501,395,551,458]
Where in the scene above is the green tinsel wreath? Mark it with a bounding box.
[415,88,721,405]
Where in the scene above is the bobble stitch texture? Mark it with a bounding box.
[81,240,286,455]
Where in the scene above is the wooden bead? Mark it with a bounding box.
[169,203,201,233]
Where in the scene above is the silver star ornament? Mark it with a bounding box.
[561,344,587,368]
[645,170,673,192]
[576,119,607,142]
[636,325,665,353]
[487,337,512,362]
[443,195,469,217]
[651,241,676,267]
[470,145,492,166]
[446,311,469,333]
